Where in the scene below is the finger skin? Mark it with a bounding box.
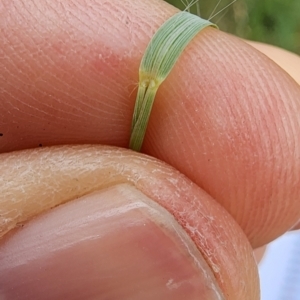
[0,185,225,300]
[247,41,300,85]
[1,0,300,247]
[0,145,259,300]
[253,246,267,264]
[291,220,300,230]
[247,42,300,235]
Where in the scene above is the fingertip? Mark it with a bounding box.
[246,41,300,85]
[0,185,224,300]
[144,28,300,247]
[0,145,259,299]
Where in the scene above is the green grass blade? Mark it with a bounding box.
[129,12,217,151]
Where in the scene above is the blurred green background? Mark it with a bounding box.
[164,0,300,54]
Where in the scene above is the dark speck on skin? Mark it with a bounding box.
[39,143,43,147]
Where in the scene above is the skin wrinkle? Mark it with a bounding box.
[271,67,300,151]
[26,1,59,32]
[152,41,296,244]
[154,33,247,188]
[259,63,299,182]
[251,59,288,160]
[236,55,282,237]
[0,189,227,299]
[0,145,260,300]
[238,52,284,236]
[2,38,96,122]
[0,3,173,150]
[1,0,300,249]
[61,71,128,118]
[11,1,132,117]
[2,186,203,270]
[176,30,298,241]
[218,41,264,142]
[4,81,91,122]
[2,46,131,142]
[252,61,300,235]
[148,57,214,155]
[193,36,245,143]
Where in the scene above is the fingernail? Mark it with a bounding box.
[0,184,224,300]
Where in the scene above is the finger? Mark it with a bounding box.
[253,246,267,264]
[0,145,259,300]
[291,220,300,231]
[146,31,300,248]
[0,186,225,300]
[247,41,300,85]
[1,0,300,247]
[245,42,300,235]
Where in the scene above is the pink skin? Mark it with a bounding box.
[1,0,300,298]
[0,185,225,300]
[0,146,259,299]
[1,0,300,247]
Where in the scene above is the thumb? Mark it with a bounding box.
[0,184,224,300]
[0,145,259,300]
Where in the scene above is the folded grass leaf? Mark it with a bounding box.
[129,12,217,151]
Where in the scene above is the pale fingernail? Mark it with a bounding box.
[0,184,224,300]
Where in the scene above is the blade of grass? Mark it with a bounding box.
[129,12,217,151]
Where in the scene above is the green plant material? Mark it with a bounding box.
[166,0,300,55]
[243,0,300,54]
[129,11,217,151]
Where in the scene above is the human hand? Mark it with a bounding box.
[1,0,300,299]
